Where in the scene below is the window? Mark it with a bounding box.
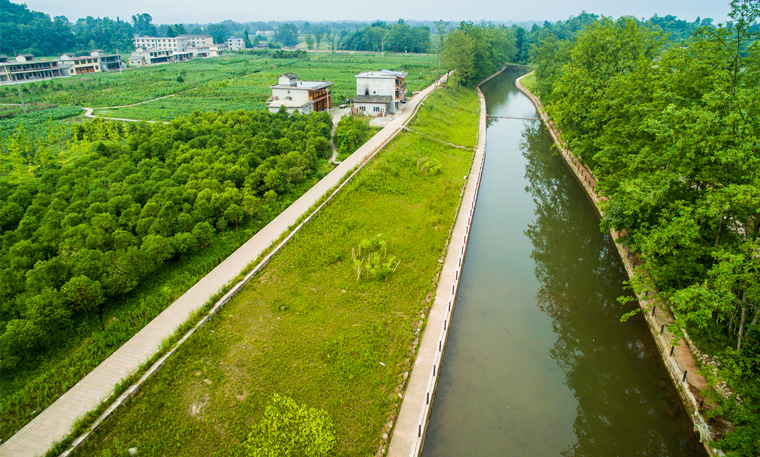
[373,106,380,112]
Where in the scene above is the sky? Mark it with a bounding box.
[13,0,732,25]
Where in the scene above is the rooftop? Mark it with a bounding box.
[270,80,334,90]
[354,94,393,103]
[356,70,409,79]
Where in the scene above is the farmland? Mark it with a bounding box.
[0,52,437,122]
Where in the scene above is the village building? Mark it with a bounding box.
[129,34,218,66]
[227,37,245,51]
[0,51,123,83]
[59,50,124,75]
[132,34,213,52]
[208,44,227,57]
[353,70,408,116]
[128,48,192,66]
[267,73,333,114]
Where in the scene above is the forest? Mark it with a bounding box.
[531,2,759,454]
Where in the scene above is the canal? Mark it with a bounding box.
[421,69,705,456]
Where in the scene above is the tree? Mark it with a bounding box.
[275,23,299,47]
[315,28,323,49]
[241,194,262,224]
[224,204,244,229]
[131,13,157,36]
[434,20,450,91]
[305,32,314,50]
[192,221,215,247]
[443,30,474,88]
[244,29,252,48]
[62,275,104,318]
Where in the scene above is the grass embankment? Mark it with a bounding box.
[72,87,480,457]
[518,71,537,93]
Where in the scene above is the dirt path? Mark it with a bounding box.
[81,89,197,123]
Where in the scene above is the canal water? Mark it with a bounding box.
[421,70,705,456]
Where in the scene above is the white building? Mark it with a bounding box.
[227,37,245,51]
[131,34,214,53]
[353,70,408,116]
[129,34,217,66]
[267,73,333,114]
[128,48,192,67]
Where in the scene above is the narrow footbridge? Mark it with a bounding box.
[486,115,541,121]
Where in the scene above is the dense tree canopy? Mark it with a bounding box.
[274,23,299,47]
[0,109,332,372]
[442,22,516,87]
[532,3,760,454]
[0,0,74,56]
[339,20,430,53]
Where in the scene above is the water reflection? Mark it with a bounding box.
[421,70,704,457]
[521,122,704,456]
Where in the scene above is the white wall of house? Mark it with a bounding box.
[356,77,395,99]
[271,87,310,105]
[227,38,245,50]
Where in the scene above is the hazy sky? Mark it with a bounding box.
[14,0,732,25]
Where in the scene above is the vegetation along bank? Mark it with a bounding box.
[530,3,760,455]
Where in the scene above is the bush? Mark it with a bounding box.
[246,394,336,457]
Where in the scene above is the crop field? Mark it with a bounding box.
[0,52,437,122]
[71,87,479,457]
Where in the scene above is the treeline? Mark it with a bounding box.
[0,109,332,372]
[531,3,759,455]
[339,20,430,53]
[442,22,517,87]
[1,0,138,55]
[508,12,712,65]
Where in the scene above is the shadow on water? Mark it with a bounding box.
[421,70,705,457]
[521,121,704,456]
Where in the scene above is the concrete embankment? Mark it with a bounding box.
[388,82,490,456]
[514,72,722,457]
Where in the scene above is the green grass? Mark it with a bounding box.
[71,87,479,457]
[519,71,537,93]
[410,87,480,147]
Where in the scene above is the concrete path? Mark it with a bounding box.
[388,87,488,456]
[0,78,446,457]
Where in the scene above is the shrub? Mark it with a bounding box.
[246,394,336,457]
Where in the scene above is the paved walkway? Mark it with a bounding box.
[0,78,446,457]
[388,87,488,456]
